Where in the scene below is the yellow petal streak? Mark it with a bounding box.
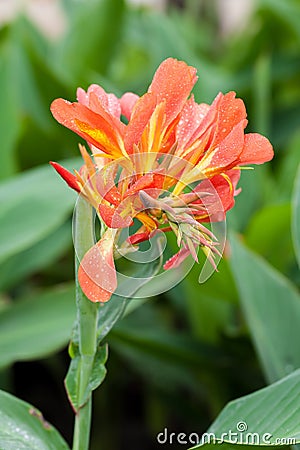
[75,120,123,159]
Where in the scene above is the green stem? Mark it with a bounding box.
[72,196,98,450]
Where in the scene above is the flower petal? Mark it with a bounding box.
[50,99,125,159]
[200,120,246,177]
[148,58,198,124]
[124,93,157,153]
[49,161,81,192]
[239,133,274,165]
[163,246,190,270]
[77,84,121,119]
[176,96,210,154]
[78,231,117,303]
[99,203,133,228]
[127,231,150,245]
[210,92,247,147]
[193,169,241,222]
[120,92,139,120]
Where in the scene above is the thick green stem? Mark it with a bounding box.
[72,196,98,450]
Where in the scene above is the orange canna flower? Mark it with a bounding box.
[50,58,273,302]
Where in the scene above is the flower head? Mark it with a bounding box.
[50,58,273,302]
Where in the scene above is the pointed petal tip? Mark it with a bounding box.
[49,161,81,192]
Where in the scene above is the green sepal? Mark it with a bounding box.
[65,344,108,412]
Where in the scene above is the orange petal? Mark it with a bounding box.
[210,92,247,147]
[77,84,122,119]
[124,93,157,153]
[50,99,124,159]
[148,58,198,124]
[239,133,274,165]
[99,203,133,228]
[176,96,210,154]
[200,120,246,177]
[78,231,117,303]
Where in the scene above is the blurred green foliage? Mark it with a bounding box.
[0,0,299,449]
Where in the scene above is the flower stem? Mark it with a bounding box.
[72,196,98,450]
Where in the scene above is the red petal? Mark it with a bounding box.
[148,58,198,124]
[193,169,241,222]
[78,232,117,303]
[239,133,274,165]
[163,247,190,270]
[127,232,150,245]
[49,161,81,192]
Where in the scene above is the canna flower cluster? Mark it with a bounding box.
[50,58,273,302]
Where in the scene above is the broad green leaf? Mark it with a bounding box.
[0,33,21,179]
[110,303,223,390]
[229,234,300,383]
[292,164,300,268]
[55,0,125,84]
[97,248,163,342]
[227,168,265,231]
[260,0,300,42]
[183,258,238,343]
[0,389,69,449]
[0,284,75,369]
[190,369,300,449]
[65,344,108,412]
[244,203,293,272]
[9,18,49,129]
[277,130,300,200]
[0,159,79,264]
[0,222,72,291]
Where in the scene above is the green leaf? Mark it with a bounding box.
[0,33,21,179]
[0,389,69,449]
[55,0,125,83]
[277,131,300,200]
[97,250,163,342]
[292,164,300,268]
[229,234,300,383]
[0,284,76,369]
[0,222,72,291]
[110,302,222,391]
[0,159,79,264]
[244,203,293,272]
[183,258,238,343]
[260,0,300,42]
[65,344,108,412]
[190,368,300,449]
